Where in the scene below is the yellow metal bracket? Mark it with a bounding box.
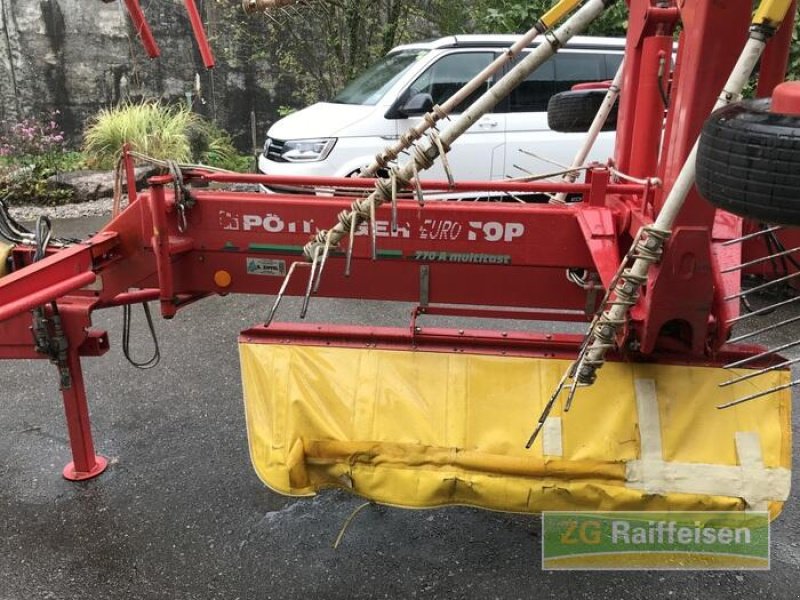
[0,241,12,278]
[753,0,794,27]
[540,0,582,29]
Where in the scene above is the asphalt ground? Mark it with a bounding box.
[1,216,799,599]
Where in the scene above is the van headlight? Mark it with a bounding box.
[265,138,337,163]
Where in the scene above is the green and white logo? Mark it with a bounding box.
[542,511,770,570]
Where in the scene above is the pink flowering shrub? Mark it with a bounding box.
[0,111,67,169]
[0,111,82,205]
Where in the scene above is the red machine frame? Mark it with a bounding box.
[0,0,797,480]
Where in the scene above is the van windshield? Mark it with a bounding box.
[332,50,428,106]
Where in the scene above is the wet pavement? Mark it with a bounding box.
[1,216,799,599]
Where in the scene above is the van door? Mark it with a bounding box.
[393,51,505,182]
[503,50,621,181]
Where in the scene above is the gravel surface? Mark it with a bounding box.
[6,183,259,222]
[9,198,114,221]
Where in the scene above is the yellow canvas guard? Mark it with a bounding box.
[240,341,791,517]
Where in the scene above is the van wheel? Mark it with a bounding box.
[696,89,800,225]
[547,90,618,133]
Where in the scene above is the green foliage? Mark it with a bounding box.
[221,1,455,113]
[185,118,244,170]
[0,165,74,206]
[83,101,197,169]
[472,0,627,36]
[787,17,800,82]
[83,101,248,171]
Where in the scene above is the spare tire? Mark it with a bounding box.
[547,89,618,133]
[696,96,800,225]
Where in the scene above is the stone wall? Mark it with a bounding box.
[0,0,279,150]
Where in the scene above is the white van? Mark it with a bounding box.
[259,35,625,187]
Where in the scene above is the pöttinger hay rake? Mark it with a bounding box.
[1,0,798,517]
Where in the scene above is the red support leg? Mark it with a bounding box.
[60,350,108,481]
[184,0,216,69]
[122,0,161,59]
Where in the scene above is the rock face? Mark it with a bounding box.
[0,0,278,149]
[47,166,159,202]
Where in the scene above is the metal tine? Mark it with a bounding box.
[724,269,800,301]
[724,337,800,369]
[525,371,571,449]
[528,328,598,446]
[518,148,571,169]
[721,225,783,246]
[728,294,800,324]
[720,245,800,273]
[266,260,311,326]
[717,379,800,409]
[312,231,334,293]
[727,312,800,344]
[563,381,581,412]
[344,215,358,277]
[720,355,800,388]
[512,164,534,175]
[527,229,648,444]
[300,246,322,319]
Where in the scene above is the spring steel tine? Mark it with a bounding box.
[512,164,534,175]
[527,329,597,446]
[564,381,581,412]
[724,270,800,301]
[312,232,334,294]
[717,379,800,409]
[300,247,322,319]
[345,216,357,277]
[518,148,572,169]
[529,228,648,439]
[727,313,800,344]
[721,245,800,273]
[724,337,800,369]
[728,294,800,323]
[721,225,783,246]
[720,355,800,388]
[525,378,567,449]
[266,261,310,326]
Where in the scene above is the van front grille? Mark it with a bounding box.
[265,138,287,162]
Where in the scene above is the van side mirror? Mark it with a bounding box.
[386,92,435,119]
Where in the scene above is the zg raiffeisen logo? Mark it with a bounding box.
[541,511,770,570]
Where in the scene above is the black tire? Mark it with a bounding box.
[696,98,800,225]
[546,90,618,133]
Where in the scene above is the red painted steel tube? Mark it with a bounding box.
[239,323,776,369]
[414,305,590,323]
[184,0,215,68]
[122,0,160,58]
[627,35,672,178]
[148,184,178,318]
[0,271,96,323]
[197,172,644,195]
[97,288,161,308]
[60,350,108,481]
